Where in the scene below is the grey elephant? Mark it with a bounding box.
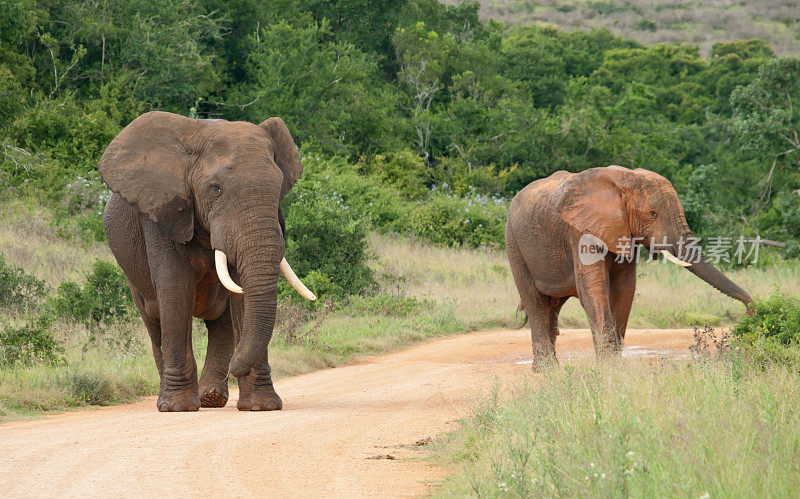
[100,111,316,412]
[505,165,753,367]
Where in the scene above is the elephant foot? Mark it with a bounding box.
[236,365,282,411]
[237,388,282,411]
[199,384,228,408]
[594,339,623,358]
[157,389,200,412]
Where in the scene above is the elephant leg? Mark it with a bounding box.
[609,261,636,345]
[574,258,620,356]
[199,307,234,408]
[548,297,568,345]
[506,234,558,371]
[228,293,281,411]
[154,284,199,412]
[131,289,163,376]
[525,294,567,371]
[144,229,200,412]
[508,237,560,369]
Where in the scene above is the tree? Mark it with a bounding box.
[731,57,800,201]
[225,20,395,156]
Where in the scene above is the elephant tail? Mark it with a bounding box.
[516,302,528,329]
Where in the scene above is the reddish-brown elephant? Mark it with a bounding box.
[505,165,754,367]
[100,111,316,412]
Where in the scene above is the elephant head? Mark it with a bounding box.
[99,111,315,377]
[559,165,754,313]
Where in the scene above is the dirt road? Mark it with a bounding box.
[0,328,696,498]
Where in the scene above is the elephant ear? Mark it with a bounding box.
[558,167,633,260]
[99,111,201,242]
[259,117,302,199]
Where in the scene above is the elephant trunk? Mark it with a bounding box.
[685,255,754,312]
[669,230,754,314]
[227,229,282,379]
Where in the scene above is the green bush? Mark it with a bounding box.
[0,314,64,367]
[282,183,376,301]
[0,253,48,311]
[52,171,110,242]
[732,293,800,346]
[360,149,429,200]
[53,260,135,325]
[9,95,121,179]
[407,189,507,247]
[0,140,56,196]
[299,153,411,232]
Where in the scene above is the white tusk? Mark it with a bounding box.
[215,250,243,294]
[660,250,692,267]
[280,257,317,301]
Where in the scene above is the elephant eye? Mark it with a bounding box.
[649,209,658,219]
[210,184,221,196]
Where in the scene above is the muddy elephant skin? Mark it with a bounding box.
[100,111,307,411]
[505,165,754,367]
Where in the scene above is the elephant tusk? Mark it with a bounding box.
[660,250,692,267]
[214,250,243,294]
[280,258,317,301]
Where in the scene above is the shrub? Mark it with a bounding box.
[53,260,135,325]
[0,253,48,311]
[52,171,111,242]
[407,189,507,247]
[732,293,800,346]
[0,314,64,367]
[729,293,800,367]
[360,149,429,200]
[0,140,55,196]
[299,153,411,231]
[282,183,376,301]
[65,369,116,405]
[8,95,120,181]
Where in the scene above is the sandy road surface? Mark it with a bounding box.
[0,328,696,498]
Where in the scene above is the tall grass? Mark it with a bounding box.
[433,356,800,497]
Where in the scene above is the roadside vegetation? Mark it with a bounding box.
[432,295,800,497]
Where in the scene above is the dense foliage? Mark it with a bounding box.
[1,0,798,259]
[53,260,135,325]
[733,293,800,346]
[282,175,377,301]
[0,314,63,366]
[0,253,48,311]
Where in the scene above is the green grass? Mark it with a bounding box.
[432,354,800,497]
[1,199,799,420]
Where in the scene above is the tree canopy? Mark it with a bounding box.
[0,0,797,252]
